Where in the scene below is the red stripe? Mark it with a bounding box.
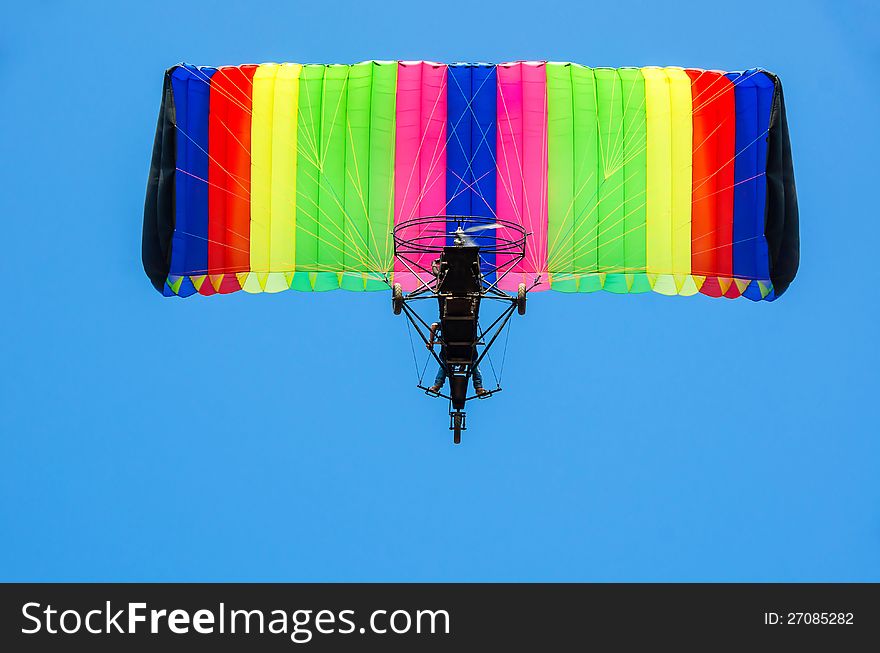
[687,70,736,297]
[206,65,257,294]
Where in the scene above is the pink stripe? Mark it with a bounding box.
[393,61,448,291]
[495,62,549,291]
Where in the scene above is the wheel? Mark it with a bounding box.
[517,283,527,315]
[392,283,403,315]
[452,413,463,444]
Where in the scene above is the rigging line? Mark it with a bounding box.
[606,71,762,180]
[434,65,498,191]
[382,153,395,272]
[289,209,382,273]
[187,65,320,170]
[605,100,648,176]
[564,190,646,255]
[395,254,435,295]
[404,312,421,381]
[494,121,526,229]
[596,71,615,177]
[173,125,251,197]
[415,305,433,383]
[443,169,497,219]
[168,229,251,256]
[688,114,730,159]
[498,311,512,384]
[545,170,598,263]
[546,196,647,271]
[344,116,376,259]
[168,261,393,276]
[420,348,431,385]
[401,90,471,223]
[686,68,720,106]
[473,90,525,227]
[496,72,529,225]
[173,163,381,273]
[476,320,500,388]
[287,67,328,168]
[691,128,769,194]
[200,113,255,181]
[184,66,252,115]
[554,168,767,272]
[344,165,389,270]
[691,172,765,207]
[694,67,760,103]
[690,68,764,115]
[291,188,386,272]
[333,111,394,271]
[529,81,550,274]
[296,80,371,269]
[545,167,645,269]
[602,69,644,174]
[690,234,765,257]
[293,73,392,273]
[317,70,351,166]
[174,67,475,273]
[256,154,379,270]
[293,151,387,271]
[295,69,323,167]
[174,168,250,203]
[554,229,766,278]
[599,134,650,180]
[608,116,647,173]
[545,72,646,260]
[604,111,740,190]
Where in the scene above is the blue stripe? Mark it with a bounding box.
[170,64,215,296]
[728,69,773,300]
[446,64,497,281]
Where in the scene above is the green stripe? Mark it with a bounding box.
[314,65,349,291]
[546,63,576,291]
[619,68,648,291]
[571,65,600,291]
[293,65,324,290]
[366,62,397,290]
[595,68,626,291]
[342,62,372,289]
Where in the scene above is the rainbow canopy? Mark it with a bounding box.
[143,61,798,300]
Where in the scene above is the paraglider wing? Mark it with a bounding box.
[143,61,798,300]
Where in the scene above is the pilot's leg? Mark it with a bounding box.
[429,350,447,393]
[472,352,488,395]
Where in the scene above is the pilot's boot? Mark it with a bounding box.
[475,387,489,396]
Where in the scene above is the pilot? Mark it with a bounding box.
[426,321,488,396]
[426,255,488,396]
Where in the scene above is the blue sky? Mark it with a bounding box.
[1,0,877,581]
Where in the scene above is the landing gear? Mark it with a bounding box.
[517,283,527,315]
[392,283,403,315]
[450,410,466,444]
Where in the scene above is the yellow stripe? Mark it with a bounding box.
[249,63,301,292]
[667,67,692,278]
[642,67,672,278]
[250,64,278,280]
[269,63,300,283]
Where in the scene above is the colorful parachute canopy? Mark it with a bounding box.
[143,61,798,300]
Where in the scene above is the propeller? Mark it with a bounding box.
[423,224,500,234]
[463,223,501,234]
